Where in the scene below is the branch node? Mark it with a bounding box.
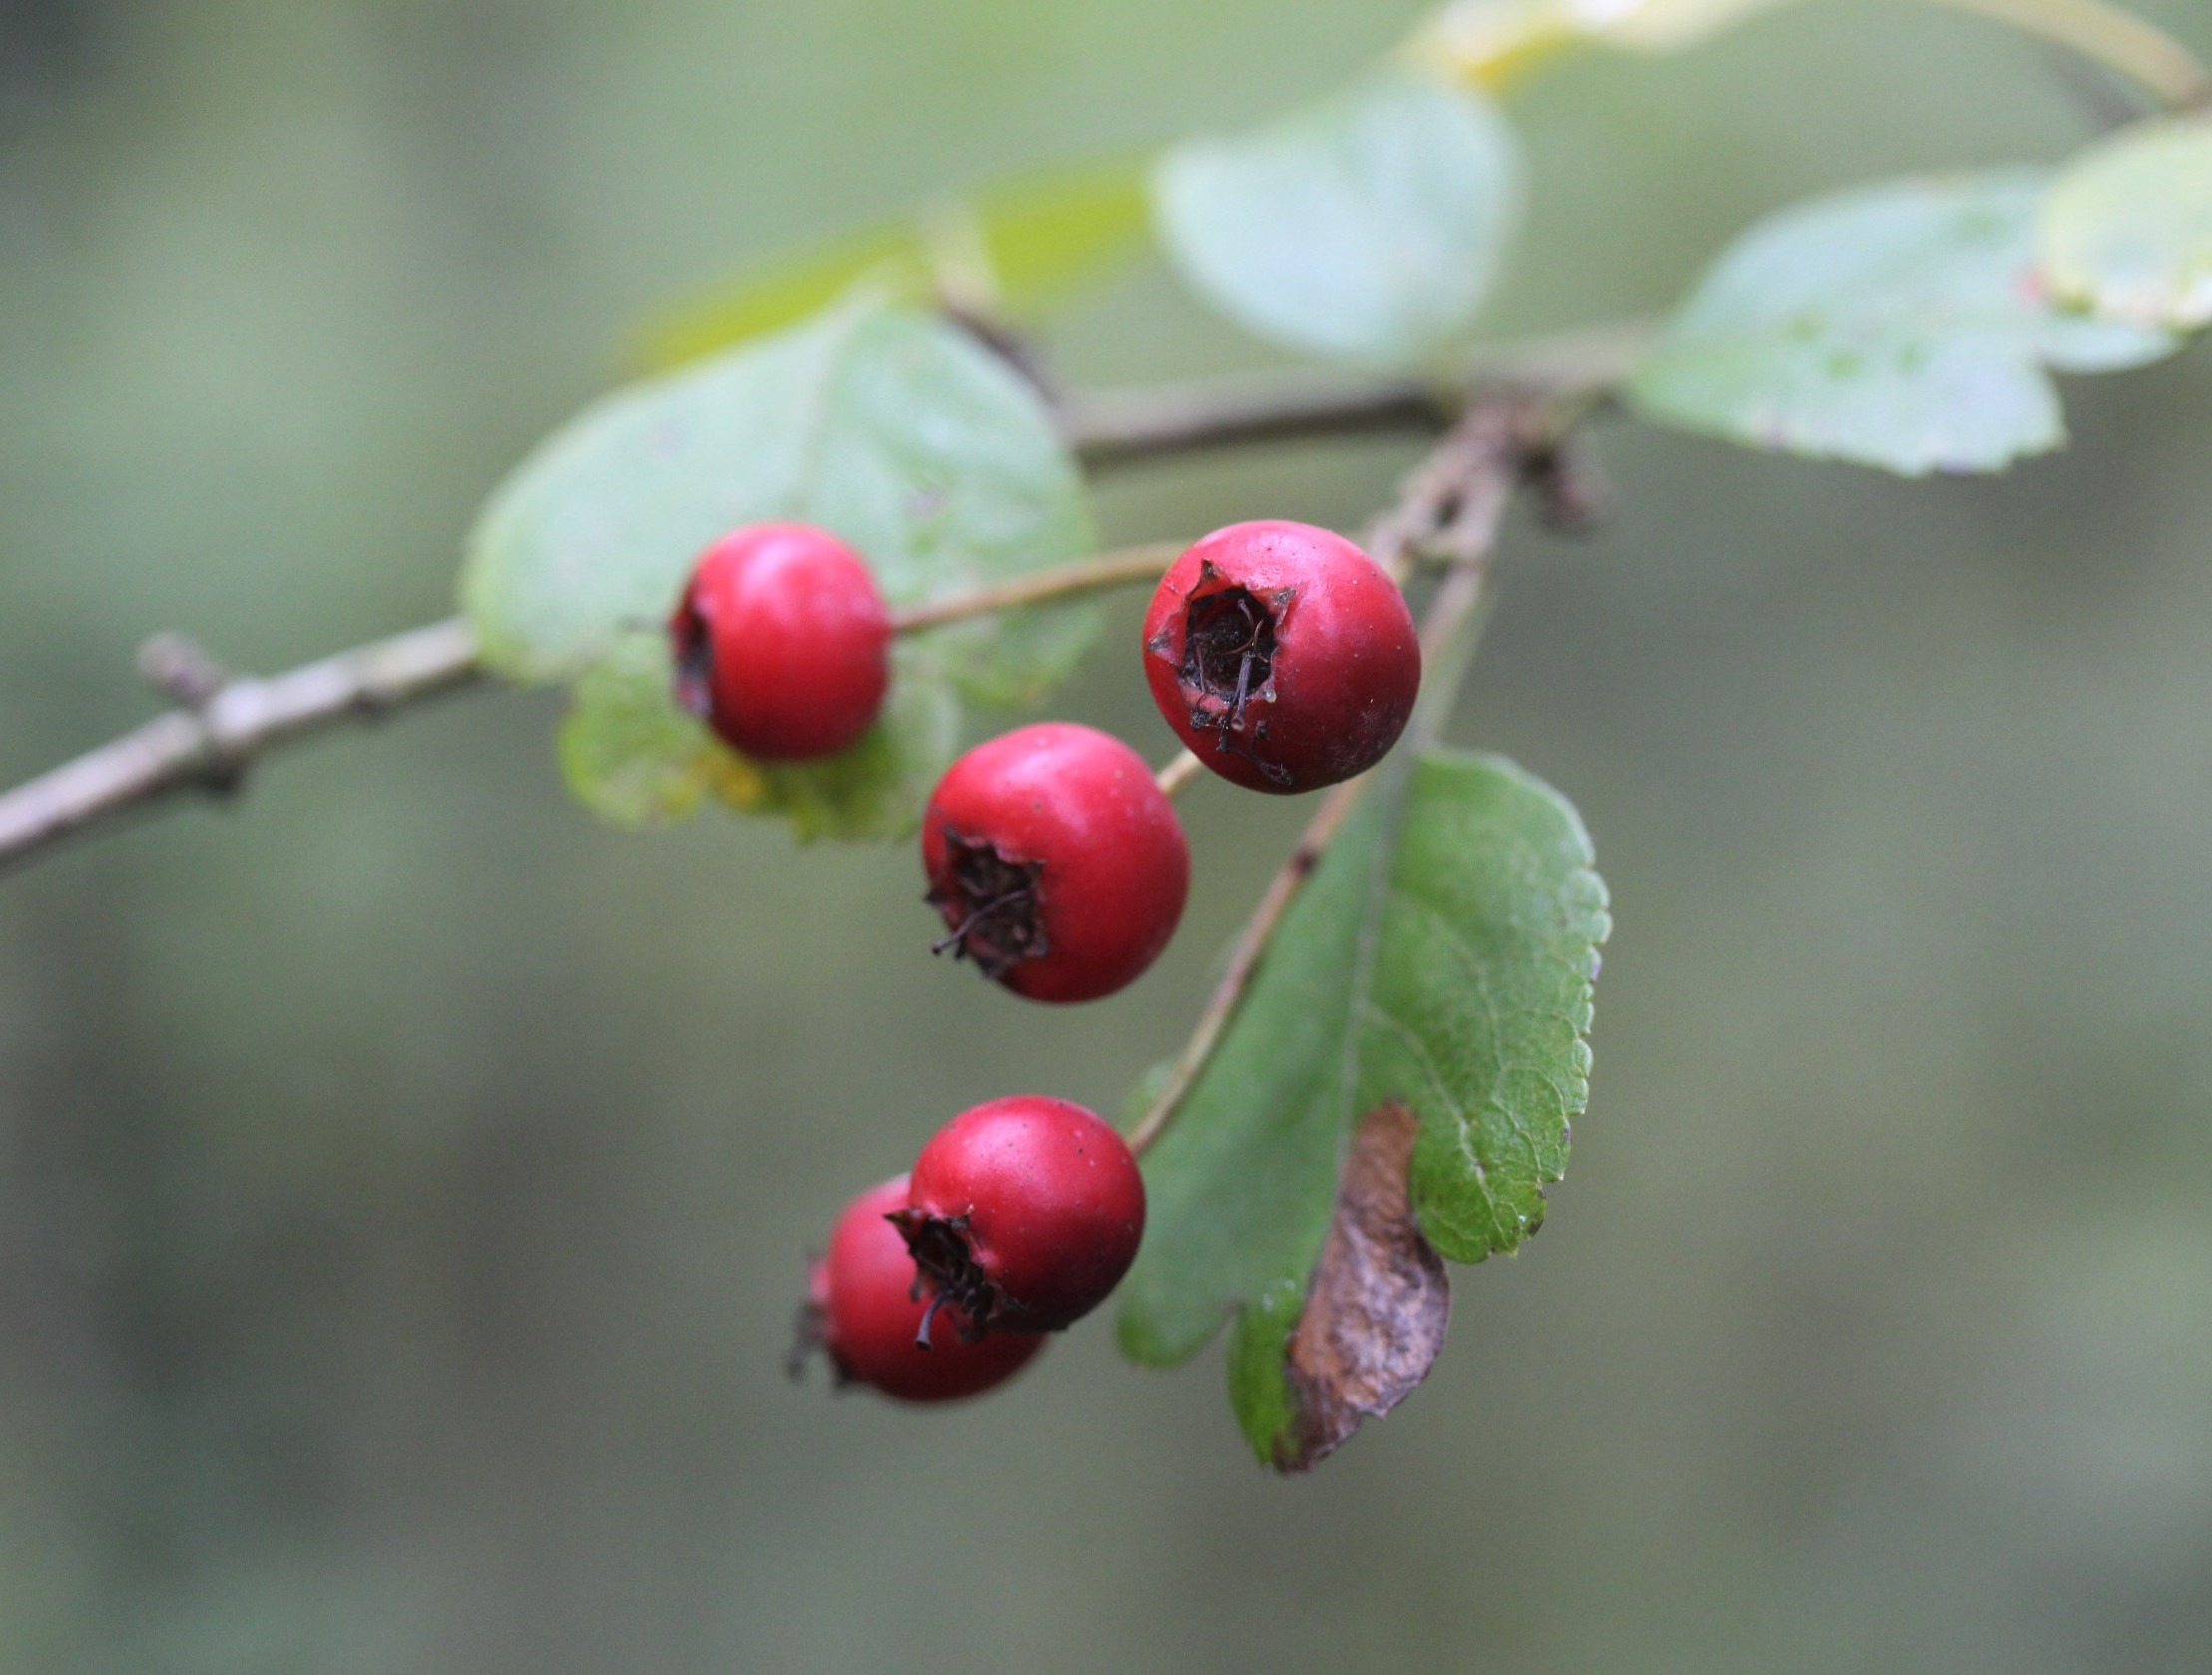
[1529,429,1611,537]
[137,633,231,708]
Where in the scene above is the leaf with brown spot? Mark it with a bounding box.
[1275,1104,1450,1472]
[1121,750,1608,1468]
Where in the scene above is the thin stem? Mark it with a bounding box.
[1154,750,1203,799]
[1901,0,2211,111]
[889,542,1181,633]
[1127,772,1370,1157]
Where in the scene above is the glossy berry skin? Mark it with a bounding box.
[669,522,891,760]
[1142,519,1420,795]
[922,723,1189,1004]
[891,1096,1146,1334]
[798,1176,1044,1403]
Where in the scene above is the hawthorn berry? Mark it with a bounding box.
[891,1095,1146,1335]
[922,722,1189,1004]
[1142,519,1420,794]
[669,522,891,761]
[793,1175,1044,1403]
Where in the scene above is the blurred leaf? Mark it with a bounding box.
[639,229,921,372]
[719,653,962,843]
[638,157,1154,369]
[464,297,1096,687]
[1630,170,2177,475]
[465,298,1096,838]
[557,635,744,828]
[1119,751,1609,1468]
[557,634,962,843]
[1153,69,1522,368]
[1418,0,1802,87]
[967,157,1155,313]
[2040,117,2212,333]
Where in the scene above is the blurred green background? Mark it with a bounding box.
[3,1,2211,1670]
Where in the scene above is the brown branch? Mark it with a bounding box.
[0,617,482,874]
[1064,323,1648,470]
[1066,374,1452,469]
[0,342,1634,878]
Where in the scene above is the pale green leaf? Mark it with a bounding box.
[555,635,960,843]
[2040,117,2212,333]
[1118,752,1608,1467]
[1631,171,2175,475]
[726,654,962,843]
[464,299,1096,838]
[1153,69,1522,368]
[557,635,730,829]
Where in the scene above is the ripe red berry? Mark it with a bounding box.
[891,1096,1146,1335]
[1142,519,1420,794]
[922,723,1189,1004]
[794,1176,1044,1403]
[669,522,891,760]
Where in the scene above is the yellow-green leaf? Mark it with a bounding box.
[637,156,1153,370]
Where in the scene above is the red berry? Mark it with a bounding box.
[922,723,1189,1004]
[1141,519,1420,794]
[669,522,891,760]
[794,1176,1044,1403]
[891,1096,1146,1334]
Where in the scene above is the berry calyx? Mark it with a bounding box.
[1141,519,1420,794]
[891,1096,1146,1334]
[793,1176,1044,1403]
[669,522,891,761]
[922,723,1189,1004]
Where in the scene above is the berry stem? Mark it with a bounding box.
[888,542,1185,633]
[1127,769,1370,1156]
[1154,751,1203,799]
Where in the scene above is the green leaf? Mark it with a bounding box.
[1118,751,1609,1467]
[637,156,1154,369]
[2040,117,2212,333]
[464,298,1097,838]
[555,635,960,842]
[1153,69,1522,368]
[557,635,732,829]
[729,653,962,843]
[1630,171,2176,476]
[465,300,1094,686]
